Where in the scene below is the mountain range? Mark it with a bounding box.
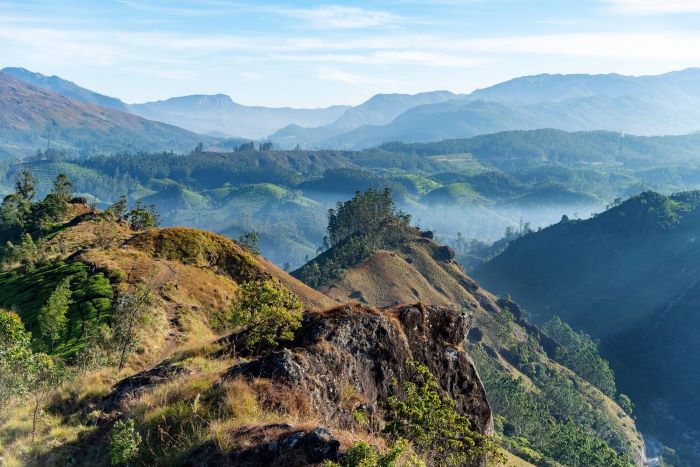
[2,67,349,139]
[272,69,700,149]
[6,66,700,154]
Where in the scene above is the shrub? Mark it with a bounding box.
[385,361,502,466]
[109,418,142,465]
[238,230,261,255]
[231,279,303,352]
[341,439,425,467]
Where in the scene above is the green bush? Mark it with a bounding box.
[332,439,425,467]
[231,279,303,352]
[385,361,502,466]
[109,418,142,465]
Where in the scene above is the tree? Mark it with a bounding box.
[3,233,39,270]
[75,323,112,373]
[15,167,38,201]
[109,418,142,465]
[28,174,74,230]
[0,193,31,241]
[260,141,273,151]
[231,279,303,352]
[111,284,153,370]
[105,195,128,221]
[0,310,31,420]
[38,278,72,351]
[326,188,410,247]
[238,231,260,255]
[52,173,73,204]
[617,394,634,416]
[127,202,160,231]
[24,352,67,441]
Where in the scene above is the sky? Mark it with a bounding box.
[1,0,700,107]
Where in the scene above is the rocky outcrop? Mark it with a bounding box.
[432,245,456,261]
[225,303,493,464]
[186,425,340,467]
[105,363,191,411]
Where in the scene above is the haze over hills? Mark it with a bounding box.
[2,67,351,139]
[475,191,700,465]
[271,69,700,149]
[129,94,349,139]
[270,90,459,148]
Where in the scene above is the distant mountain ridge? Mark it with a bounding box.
[1,66,131,112]
[8,65,700,150]
[2,67,351,139]
[270,68,700,149]
[129,94,349,139]
[0,72,212,158]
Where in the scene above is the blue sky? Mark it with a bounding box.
[1,0,700,107]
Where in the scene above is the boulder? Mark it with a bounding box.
[432,245,456,261]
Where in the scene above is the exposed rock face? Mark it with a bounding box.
[226,303,493,464]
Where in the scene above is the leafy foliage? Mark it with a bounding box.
[231,279,303,352]
[111,283,153,370]
[38,278,73,351]
[335,438,425,467]
[238,230,260,255]
[23,351,69,440]
[109,418,142,465]
[543,316,616,396]
[384,361,502,466]
[472,347,631,467]
[127,201,160,231]
[0,309,32,419]
[0,261,113,357]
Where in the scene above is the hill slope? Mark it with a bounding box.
[475,190,700,465]
[0,72,211,158]
[0,203,503,466]
[1,67,131,112]
[295,229,644,466]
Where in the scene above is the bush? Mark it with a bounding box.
[231,279,303,352]
[109,418,142,465]
[335,439,425,467]
[238,231,260,255]
[385,361,502,466]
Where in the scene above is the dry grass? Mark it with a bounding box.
[0,391,95,465]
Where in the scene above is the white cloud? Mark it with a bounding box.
[600,0,700,14]
[316,67,376,84]
[280,5,401,29]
